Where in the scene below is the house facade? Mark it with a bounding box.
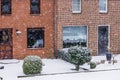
[0,0,54,59]
[56,0,120,56]
[0,0,120,59]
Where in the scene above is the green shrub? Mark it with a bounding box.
[58,48,71,62]
[23,55,43,75]
[68,46,92,71]
[90,62,96,69]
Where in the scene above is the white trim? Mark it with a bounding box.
[87,25,88,48]
[72,0,81,13]
[72,11,81,13]
[97,25,110,55]
[99,0,108,13]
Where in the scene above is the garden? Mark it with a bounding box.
[0,46,120,80]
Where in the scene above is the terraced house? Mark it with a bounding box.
[0,0,54,59]
[56,0,120,56]
[0,0,120,59]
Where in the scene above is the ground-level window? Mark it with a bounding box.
[63,26,87,48]
[1,0,11,15]
[27,28,44,48]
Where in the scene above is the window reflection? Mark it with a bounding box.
[30,0,40,14]
[63,26,87,48]
[99,0,107,12]
[27,28,44,48]
[1,0,11,15]
[0,30,9,44]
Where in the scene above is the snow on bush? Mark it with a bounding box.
[58,48,71,62]
[22,55,43,75]
[68,46,92,71]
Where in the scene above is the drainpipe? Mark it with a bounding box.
[53,0,57,58]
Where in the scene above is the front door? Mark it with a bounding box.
[0,29,12,59]
[98,26,109,55]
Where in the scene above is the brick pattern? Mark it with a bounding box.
[57,0,120,55]
[0,0,54,59]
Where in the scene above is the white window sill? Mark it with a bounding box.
[72,11,81,13]
[99,11,108,13]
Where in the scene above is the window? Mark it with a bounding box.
[63,26,87,48]
[0,29,9,44]
[30,0,40,14]
[72,0,81,13]
[1,0,11,15]
[27,28,44,48]
[99,0,108,13]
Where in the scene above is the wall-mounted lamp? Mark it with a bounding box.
[16,29,21,35]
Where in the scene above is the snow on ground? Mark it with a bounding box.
[0,55,120,80]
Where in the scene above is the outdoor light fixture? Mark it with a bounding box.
[16,29,21,35]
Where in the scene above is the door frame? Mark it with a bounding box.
[97,25,110,55]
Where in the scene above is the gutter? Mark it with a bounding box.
[53,0,57,58]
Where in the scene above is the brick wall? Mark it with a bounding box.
[57,0,120,55]
[0,0,54,59]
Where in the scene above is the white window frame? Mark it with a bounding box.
[72,0,81,13]
[99,0,108,13]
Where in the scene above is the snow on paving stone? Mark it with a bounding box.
[42,59,75,74]
[18,70,120,80]
[0,60,22,80]
[81,55,120,71]
[0,55,120,80]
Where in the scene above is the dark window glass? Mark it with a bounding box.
[63,26,87,48]
[1,0,11,15]
[0,29,9,44]
[27,28,44,48]
[30,0,40,14]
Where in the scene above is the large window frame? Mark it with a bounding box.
[63,26,88,48]
[27,28,44,49]
[72,0,81,13]
[99,0,108,13]
[1,0,11,15]
[30,0,40,15]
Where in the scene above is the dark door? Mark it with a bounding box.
[0,29,12,59]
[98,26,109,55]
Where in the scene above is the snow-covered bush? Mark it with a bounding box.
[23,55,43,75]
[90,62,96,69]
[58,48,71,62]
[68,46,92,71]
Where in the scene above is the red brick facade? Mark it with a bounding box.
[56,0,120,55]
[0,0,54,59]
[1,0,120,59]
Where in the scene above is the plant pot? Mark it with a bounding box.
[106,52,112,61]
[90,62,96,69]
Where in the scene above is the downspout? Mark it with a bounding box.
[53,0,57,58]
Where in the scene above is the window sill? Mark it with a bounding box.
[99,11,108,14]
[1,14,12,16]
[27,48,44,50]
[72,11,81,14]
[30,14,40,16]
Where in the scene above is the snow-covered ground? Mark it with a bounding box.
[0,55,120,80]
